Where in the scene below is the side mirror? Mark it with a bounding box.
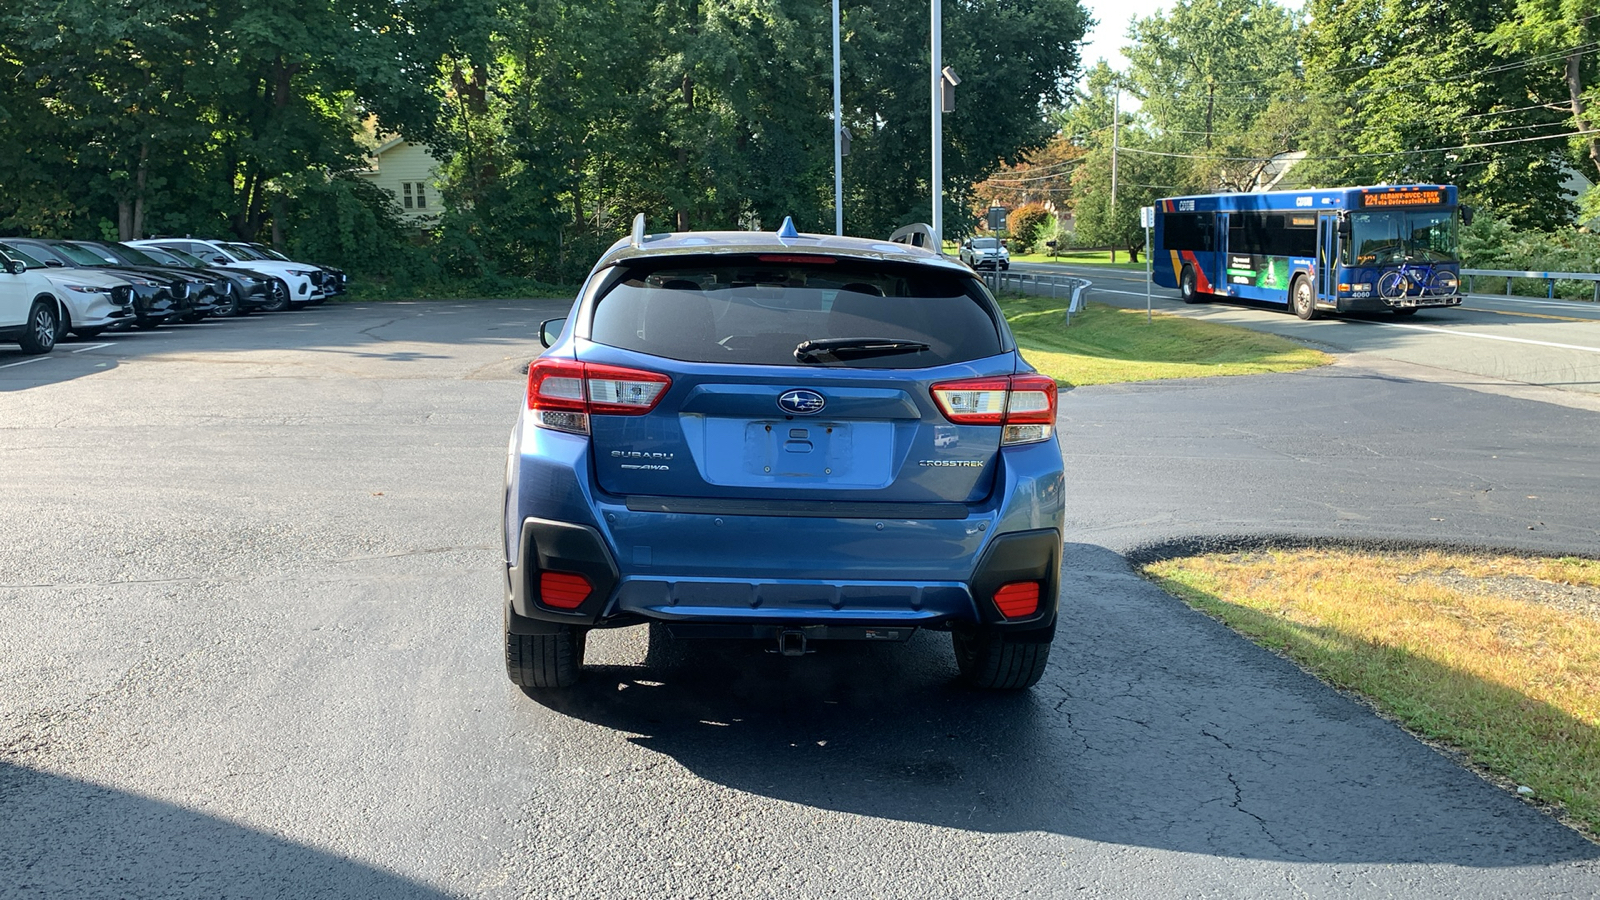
[4,259,23,275]
[539,317,567,349]
[1460,205,1476,226]
[1337,218,1352,241]
[45,259,64,267]
[212,256,228,264]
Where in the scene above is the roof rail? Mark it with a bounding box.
[888,223,938,251]
[630,213,647,249]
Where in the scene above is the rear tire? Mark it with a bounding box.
[507,626,586,691]
[1179,264,1204,303]
[19,301,58,354]
[1291,275,1317,320]
[953,626,1052,690]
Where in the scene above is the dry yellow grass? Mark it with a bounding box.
[1144,549,1600,835]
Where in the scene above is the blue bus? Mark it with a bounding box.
[1150,184,1466,319]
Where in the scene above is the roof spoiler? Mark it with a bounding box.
[888,223,938,252]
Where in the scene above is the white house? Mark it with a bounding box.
[357,137,442,226]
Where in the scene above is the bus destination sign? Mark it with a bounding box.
[1361,189,1443,208]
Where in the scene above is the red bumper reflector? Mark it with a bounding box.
[993,581,1040,619]
[539,572,592,609]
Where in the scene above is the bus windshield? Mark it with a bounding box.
[1346,210,1458,265]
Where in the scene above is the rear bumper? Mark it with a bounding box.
[506,516,1061,634]
[504,422,1065,635]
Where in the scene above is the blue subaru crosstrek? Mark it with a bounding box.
[504,218,1065,691]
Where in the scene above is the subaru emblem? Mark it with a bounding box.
[777,389,826,415]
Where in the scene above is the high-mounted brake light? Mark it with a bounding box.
[526,358,671,434]
[929,374,1058,445]
[757,255,837,264]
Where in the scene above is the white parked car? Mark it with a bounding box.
[0,249,64,354]
[2,244,136,338]
[129,239,325,307]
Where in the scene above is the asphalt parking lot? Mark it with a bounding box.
[4,301,1600,898]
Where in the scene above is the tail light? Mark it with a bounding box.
[930,374,1057,445]
[526,358,671,435]
[993,581,1040,618]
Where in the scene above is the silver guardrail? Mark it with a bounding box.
[1462,268,1600,302]
[980,269,1092,323]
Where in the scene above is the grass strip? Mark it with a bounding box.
[1009,250,1150,270]
[999,295,1330,386]
[1143,549,1600,836]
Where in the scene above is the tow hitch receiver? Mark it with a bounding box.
[776,629,809,657]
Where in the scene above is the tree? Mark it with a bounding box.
[1124,0,1304,192]
[1486,0,1600,214]
[1299,0,1573,229]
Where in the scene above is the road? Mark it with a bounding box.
[1013,261,1600,399]
[2,301,1599,898]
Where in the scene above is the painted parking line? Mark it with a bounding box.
[0,356,47,369]
[70,343,113,353]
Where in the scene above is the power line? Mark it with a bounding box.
[1114,128,1600,163]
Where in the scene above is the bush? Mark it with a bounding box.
[1461,210,1600,300]
[1007,203,1053,247]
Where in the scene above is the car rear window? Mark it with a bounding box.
[589,255,1004,367]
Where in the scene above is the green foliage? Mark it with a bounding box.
[0,0,494,248]
[1007,203,1053,246]
[1125,0,1303,192]
[1298,0,1576,229]
[1460,209,1600,299]
[0,0,1084,286]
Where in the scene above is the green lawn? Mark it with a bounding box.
[1000,294,1330,386]
[1009,249,1151,270]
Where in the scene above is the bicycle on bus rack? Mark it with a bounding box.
[1378,255,1459,302]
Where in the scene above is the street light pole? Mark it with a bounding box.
[930,0,942,251]
[833,0,843,236]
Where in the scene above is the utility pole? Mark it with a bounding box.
[832,0,843,236]
[1109,87,1119,264]
[930,0,943,250]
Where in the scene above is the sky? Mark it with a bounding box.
[1079,0,1170,72]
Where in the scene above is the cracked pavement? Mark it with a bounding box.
[2,300,1599,898]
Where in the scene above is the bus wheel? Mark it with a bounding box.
[1179,265,1203,303]
[1291,276,1318,320]
[1392,307,1419,316]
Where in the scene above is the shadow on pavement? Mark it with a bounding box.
[0,762,453,898]
[521,542,1600,867]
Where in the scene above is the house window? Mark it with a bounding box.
[414,183,426,209]
[402,182,413,208]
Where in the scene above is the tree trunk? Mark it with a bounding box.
[132,142,148,239]
[675,73,694,232]
[1568,52,1600,180]
[271,196,286,249]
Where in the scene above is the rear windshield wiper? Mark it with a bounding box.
[794,337,931,363]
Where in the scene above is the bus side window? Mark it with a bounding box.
[1163,213,1214,252]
